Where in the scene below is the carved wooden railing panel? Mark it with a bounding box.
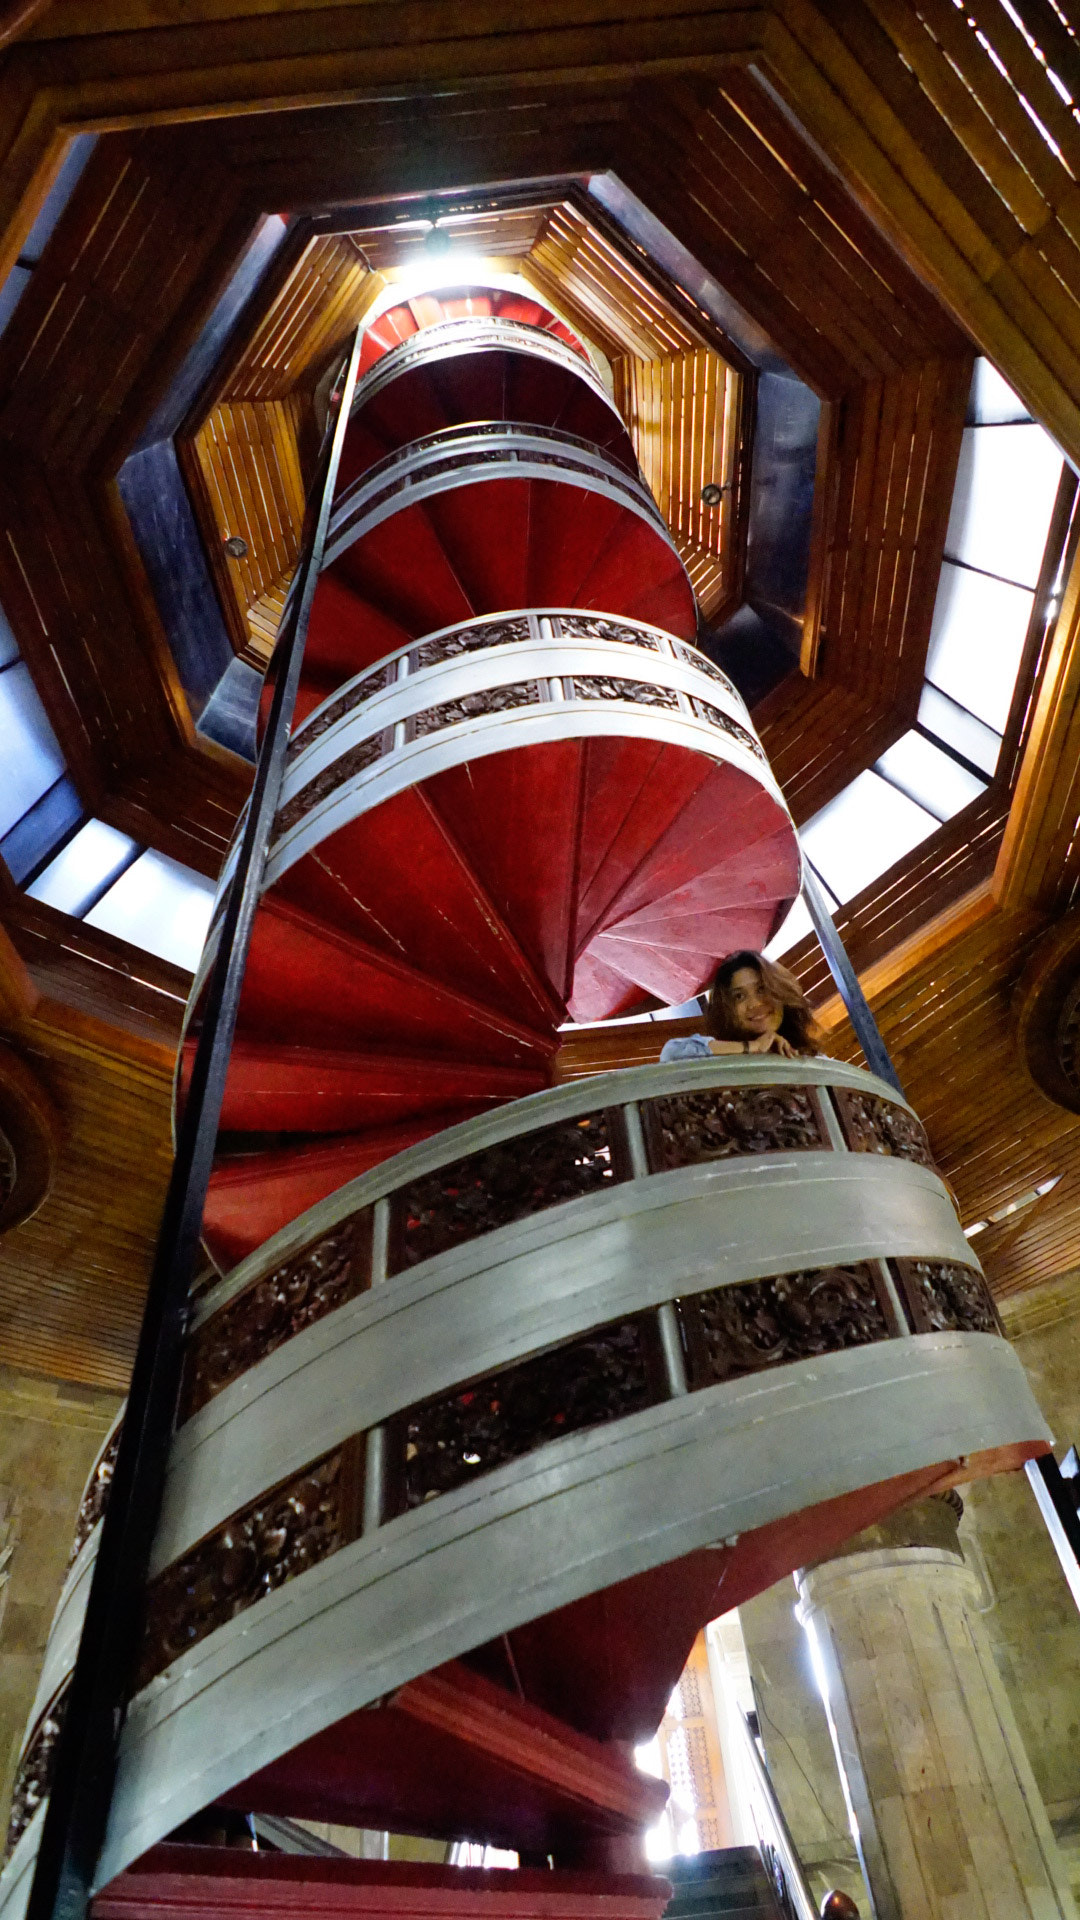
[892,1258,1001,1336]
[678,1264,896,1389]
[4,1688,69,1863]
[178,1062,977,1423]
[205,611,750,943]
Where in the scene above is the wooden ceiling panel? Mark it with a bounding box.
[616,70,968,396]
[529,203,704,360]
[184,193,748,642]
[226,234,373,403]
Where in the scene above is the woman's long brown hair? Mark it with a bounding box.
[705,950,824,1055]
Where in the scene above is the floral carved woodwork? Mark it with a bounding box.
[277,732,387,837]
[137,1447,361,1689]
[562,614,660,649]
[416,617,532,666]
[391,1319,663,1512]
[291,662,396,755]
[412,682,542,736]
[5,1685,69,1859]
[273,649,762,845]
[182,1213,373,1421]
[891,1259,1001,1335]
[139,1245,999,1692]
[641,1086,828,1170]
[678,1264,893,1389]
[388,1113,625,1271]
[832,1088,934,1168]
[688,697,767,762]
[68,1423,123,1565]
[671,640,736,694]
[568,675,679,708]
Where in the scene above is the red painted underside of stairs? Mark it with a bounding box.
[93,1854,671,1920]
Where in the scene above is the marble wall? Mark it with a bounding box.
[0,1364,120,1838]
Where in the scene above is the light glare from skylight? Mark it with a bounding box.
[875,729,985,823]
[968,358,1031,426]
[917,682,1001,777]
[85,849,215,970]
[27,818,136,916]
[946,423,1062,588]
[764,893,814,959]
[801,770,939,905]
[926,562,1033,734]
[0,662,66,839]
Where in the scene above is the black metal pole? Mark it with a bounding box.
[25,322,366,1920]
[800,864,904,1095]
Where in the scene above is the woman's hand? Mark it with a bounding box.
[747,1031,796,1057]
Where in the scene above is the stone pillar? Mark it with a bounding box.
[796,1495,1077,1920]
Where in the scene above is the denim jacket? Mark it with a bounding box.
[658,1034,712,1061]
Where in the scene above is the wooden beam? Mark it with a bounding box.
[996,535,1080,915]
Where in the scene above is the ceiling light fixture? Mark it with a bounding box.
[423,221,453,259]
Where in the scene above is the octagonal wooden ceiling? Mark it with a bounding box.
[4,0,1080,1383]
[183,197,748,668]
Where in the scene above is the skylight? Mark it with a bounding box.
[874,730,986,824]
[946,421,1062,587]
[926,562,1034,735]
[23,821,216,972]
[916,682,1000,779]
[0,581,221,972]
[84,851,216,972]
[27,821,138,918]
[800,770,939,904]
[768,357,1067,957]
[0,658,66,839]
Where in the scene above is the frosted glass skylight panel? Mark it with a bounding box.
[968,358,1031,426]
[800,770,938,904]
[875,730,985,823]
[946,424,1062,587]
[765,893,813,959]
[926,561,1032,734]
[917,682,1001,778]
[28,819,136,916]
[86,850,215,970]
[0,661,66,837]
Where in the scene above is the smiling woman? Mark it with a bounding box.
[659,951,825,1063]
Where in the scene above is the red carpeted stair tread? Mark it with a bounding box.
[230,898,556,1068]
[422,741,588,1007]
[196,1037,548,1136]
[271,784,565,1034]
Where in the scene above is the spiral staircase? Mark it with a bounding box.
[0,287,1051,1920]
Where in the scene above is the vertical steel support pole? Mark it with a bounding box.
[25,326,366,1920]
[800,864,905,1095]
